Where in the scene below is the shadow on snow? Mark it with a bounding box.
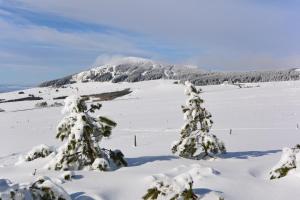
[72,174,84,180]
[126,155,178,167]
[220,149,281,159]
[71,192,94,200]
[193,188,223,196]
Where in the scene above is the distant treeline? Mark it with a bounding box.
[177,68,300,85]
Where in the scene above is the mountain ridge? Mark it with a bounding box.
[39,57,300,87]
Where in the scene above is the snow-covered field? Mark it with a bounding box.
[1,80,300,200]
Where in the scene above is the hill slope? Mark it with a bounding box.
[39,57,300,87]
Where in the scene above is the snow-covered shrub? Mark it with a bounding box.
[270,144,300,179]
[47,95,127,171]
[92,158,110,171]
[35,101,48,108]
[0,177,71,200]
[50,102,63,107]
[25,144,54,161]
[91,149,127,171]
[143,164,222,200]
[29,176,71,200]
[143,174,198,200]
[0,179,25,200]
[172,81,226,159]
[0,108,4,112]
[110,149,127,167]
[61,171,75,181]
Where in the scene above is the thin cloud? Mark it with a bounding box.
[10,0,300,68]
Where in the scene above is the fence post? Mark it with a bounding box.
[134,135,137,147]
[32,169,37,176]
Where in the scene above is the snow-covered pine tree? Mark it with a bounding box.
[172,81,226,159]
[47,95,127,171]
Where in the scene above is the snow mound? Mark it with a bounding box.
[188,164,219,178]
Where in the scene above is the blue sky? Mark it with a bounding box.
[0,0,300,85]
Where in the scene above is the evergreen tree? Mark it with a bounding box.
[47,95,127,171]
[172,81,226,159]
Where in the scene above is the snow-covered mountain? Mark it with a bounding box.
[39,57,300,87]
[71,57,203,83]
[39,57,204,87]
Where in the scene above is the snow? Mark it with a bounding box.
[0,80,300,199]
